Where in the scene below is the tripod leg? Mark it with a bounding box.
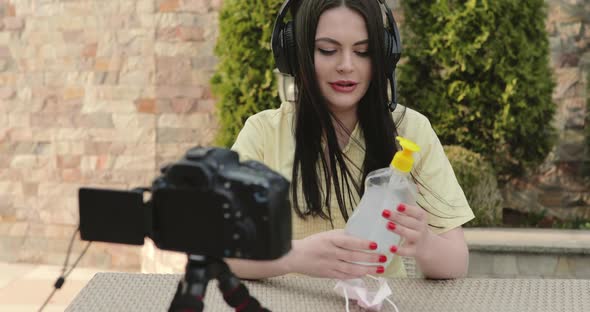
[168,255,210,312]
[215,260,271,312]
[169,282,204,312]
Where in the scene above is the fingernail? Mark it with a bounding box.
[390,245,398,253]
[397,204,406,212]
[376,266,385,274]
[379,255,387,263]
[387,221,396,230]
[382,209,391,218]
[369,242,378,250]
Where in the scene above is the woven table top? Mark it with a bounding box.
[66,273,590,312]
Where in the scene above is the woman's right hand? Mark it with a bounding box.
[284,229,387,279]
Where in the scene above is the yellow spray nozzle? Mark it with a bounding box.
[391,136,420,173]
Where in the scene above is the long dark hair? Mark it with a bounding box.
[291,0,399,224]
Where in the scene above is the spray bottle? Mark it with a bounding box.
[345,136,420,268]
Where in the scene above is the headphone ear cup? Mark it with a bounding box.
[383,30,400,78]
[391,33,401,65]
[274,24,288,75]
[383,30,393,78]
[282,21,297,76]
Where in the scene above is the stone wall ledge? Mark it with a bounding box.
[464,228,590,255]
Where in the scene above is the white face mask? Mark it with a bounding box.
[334,276,400,312]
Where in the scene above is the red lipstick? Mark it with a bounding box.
[329,80,357,93]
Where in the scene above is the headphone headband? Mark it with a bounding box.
[377,0,402,53]
[271,0,293,44]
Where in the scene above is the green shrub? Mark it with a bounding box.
[399,0,556,183]
[211,0,284,147]
[444,145,503,227]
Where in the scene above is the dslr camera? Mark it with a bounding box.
[78,147,292,260]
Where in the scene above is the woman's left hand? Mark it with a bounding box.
[381,203,433,259]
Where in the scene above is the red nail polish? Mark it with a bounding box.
[387,221,396,230]
[376,266,385,274]
[390,245,398,253]
[397,204,406,212]
[382,209,391,218]
[369,242,378,250]
[379,255,387,263]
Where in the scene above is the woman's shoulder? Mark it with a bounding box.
[392,104,433,135]
[246,101,295,129]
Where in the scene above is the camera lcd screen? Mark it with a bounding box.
[78,188,146,245]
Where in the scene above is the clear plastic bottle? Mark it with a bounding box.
[344,136,420,268]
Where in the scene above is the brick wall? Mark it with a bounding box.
[0,0,221,270]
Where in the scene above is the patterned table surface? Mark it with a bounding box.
[66,273,590,312]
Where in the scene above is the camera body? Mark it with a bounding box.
[79,147,292,260]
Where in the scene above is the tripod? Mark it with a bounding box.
[168,254,271,312]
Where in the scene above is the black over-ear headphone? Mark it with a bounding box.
[271,0,402,112]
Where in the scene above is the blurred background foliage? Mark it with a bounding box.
[211,0,284,147]
[398,0,556,184]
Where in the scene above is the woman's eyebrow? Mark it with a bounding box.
[315,37,369,46]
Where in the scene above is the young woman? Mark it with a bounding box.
[228,0,475,280]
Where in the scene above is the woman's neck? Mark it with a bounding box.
[331,109,358,149]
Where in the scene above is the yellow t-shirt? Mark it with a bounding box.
[231,101,475,277]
